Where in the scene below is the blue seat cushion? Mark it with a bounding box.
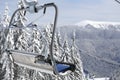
[56,63,72,73]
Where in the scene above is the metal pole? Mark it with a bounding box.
[42,3,59,75]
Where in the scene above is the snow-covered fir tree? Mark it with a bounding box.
[0,4,15,80]
[6,29,14,49]
[16,30,29,51]
[61,34,73,63]
[0,29,14,80]
[53,34,62,61]
[0,52,14,80]
[13,0,27,27]
[29,28,42,53]
[43,24,53,43]
[69,31,85,80]
[1,4,10,28]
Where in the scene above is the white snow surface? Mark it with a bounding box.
[89,77,109,80]
[75,20,120,29]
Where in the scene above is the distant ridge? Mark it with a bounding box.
[75,20,120,29]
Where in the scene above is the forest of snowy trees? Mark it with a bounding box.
[0,1,85,80]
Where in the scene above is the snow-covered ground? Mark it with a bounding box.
[89,77,109,80]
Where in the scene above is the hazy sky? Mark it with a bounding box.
[0,0,120,25]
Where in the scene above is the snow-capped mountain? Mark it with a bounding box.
[59,20,120,40]
[75,20,120,30]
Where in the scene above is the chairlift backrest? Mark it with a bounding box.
[7,49,75,75]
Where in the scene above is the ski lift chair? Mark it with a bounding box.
[6,1,76,75]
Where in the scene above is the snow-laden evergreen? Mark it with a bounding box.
[1,4,10,28]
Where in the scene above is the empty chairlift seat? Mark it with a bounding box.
[7,49,75,75]
[7,49,53,74]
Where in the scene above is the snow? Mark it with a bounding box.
[89,77,109,80]
[59,70,71,76]
[75,20,120,29]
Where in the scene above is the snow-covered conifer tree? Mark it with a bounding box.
[37,29,49,59]
[69,31,85,80]
[56,31,62,47]
[6,29,14,49]
[53,33,63,61]
[0,4,15,80]
[61,34,72,63]
[29,28,42,53]
[0,51,14,80]
[12,0,27,27]
[43,24,53,43]
[16,30,29,51]
[2,4,10,28]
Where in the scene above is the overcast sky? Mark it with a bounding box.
[0,0,120,25]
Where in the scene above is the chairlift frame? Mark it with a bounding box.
[6,1,75,75]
